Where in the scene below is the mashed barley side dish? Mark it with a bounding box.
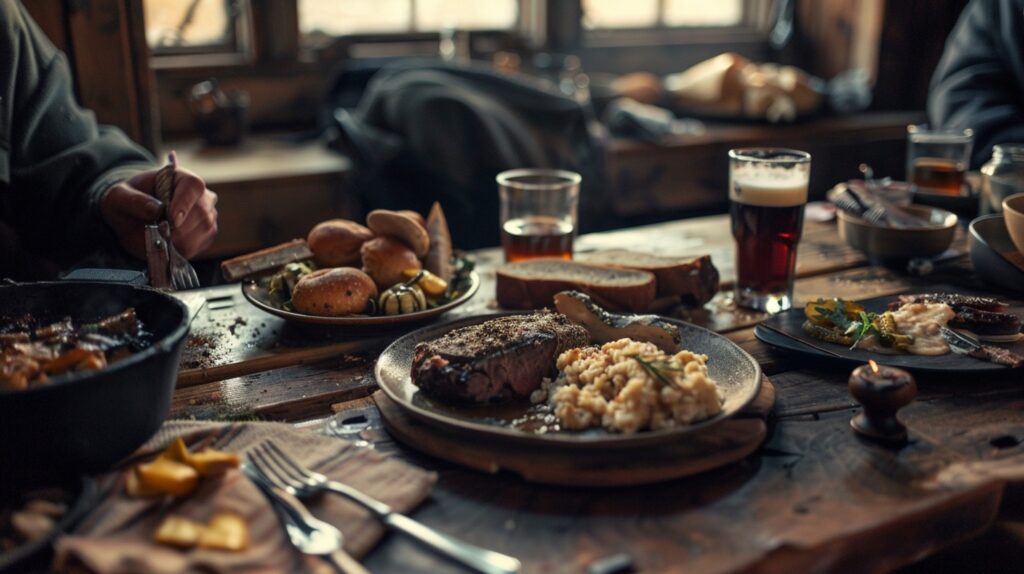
[536,338,723,433]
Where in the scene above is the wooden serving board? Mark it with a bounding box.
[373,377,775,487]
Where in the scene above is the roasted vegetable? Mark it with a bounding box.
[402,267,448,297]
[268,261,315,301]
[379,272,428,315]
[154,512,250,552]
[154,515,204,548]
[134,458,199,498]
[804,298,865,327]
[198,512,250,551]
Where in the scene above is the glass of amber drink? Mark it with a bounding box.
[498,169,581,263]
[906,125,973,196]
[729,148,811,313]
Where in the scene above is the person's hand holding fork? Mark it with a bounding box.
[100,162,219,260]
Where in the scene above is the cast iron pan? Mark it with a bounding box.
[0,282,189,485]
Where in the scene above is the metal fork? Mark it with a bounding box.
[243,460,370,574]
[160,222,201,290]
[249,441,521,574]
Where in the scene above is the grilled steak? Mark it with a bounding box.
[891,293,1020,337]
[894,293,1009,313]
[411,311,589,403]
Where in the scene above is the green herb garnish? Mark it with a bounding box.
[632,355,683,389]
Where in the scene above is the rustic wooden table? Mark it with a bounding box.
[173,214,1024,574]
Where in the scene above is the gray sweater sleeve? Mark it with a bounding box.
[928,0,1024,169]
[0,0,154,267]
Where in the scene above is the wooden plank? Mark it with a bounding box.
[171,356,374,422]
[177,285,390,387]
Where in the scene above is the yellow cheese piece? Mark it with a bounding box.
[198,512,250,551]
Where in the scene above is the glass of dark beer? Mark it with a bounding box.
[498,169,580,263]
[729,148,811,312]
[906,125,973,196]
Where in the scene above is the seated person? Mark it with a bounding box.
[928,0,1024,168]
[0,0,217,280]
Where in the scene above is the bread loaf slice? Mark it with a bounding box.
[496,260,656,313]
[577,250,720,305]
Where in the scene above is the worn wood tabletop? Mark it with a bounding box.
[172,214,1023,573]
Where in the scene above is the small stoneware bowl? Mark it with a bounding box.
[1002,192,1024,255]
[838,204,958,263]
[968,214,1024,294]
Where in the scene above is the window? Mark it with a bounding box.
[298,0,519,37]
[583,0,745,29]
[143,0,245,53]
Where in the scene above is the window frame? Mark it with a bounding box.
[148,0,773,137]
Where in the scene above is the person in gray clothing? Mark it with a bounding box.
[929,0,1024,168]
[0,0,218,279]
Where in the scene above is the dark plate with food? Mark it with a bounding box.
[0,282,189,482]
[755,291,1024,372]
[375,292,762,450]
[242,266,479,327]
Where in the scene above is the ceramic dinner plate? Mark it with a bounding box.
[241,271,479,327]
[755,292,1024,372]
[374,313,763,450]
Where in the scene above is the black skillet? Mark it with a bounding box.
[0,281,189,485]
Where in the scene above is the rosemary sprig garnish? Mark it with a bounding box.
[631,355,683,389]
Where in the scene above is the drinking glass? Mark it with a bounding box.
[497,169,580,263]
[729,148,811,313]
[906,125,973,196]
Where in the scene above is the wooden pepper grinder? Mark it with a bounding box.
[848,360,917,443]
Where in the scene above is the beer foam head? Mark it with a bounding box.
[730,168,809,207]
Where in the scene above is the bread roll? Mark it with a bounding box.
[366,210,430,257]
[308,220,374,267]
[291,267,377,316]
[398,210,427,231]
[361,236,422,289]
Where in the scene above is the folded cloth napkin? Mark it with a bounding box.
[54,420,437,574]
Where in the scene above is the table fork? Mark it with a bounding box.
[249,441,521,574]
[243,461,370,574]
[157,151,201,290]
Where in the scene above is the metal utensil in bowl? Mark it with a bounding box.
[0,282,189,484]
[837,204,958,264]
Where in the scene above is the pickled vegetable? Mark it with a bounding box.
[802,320,854,345]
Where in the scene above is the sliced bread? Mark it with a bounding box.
[577,250,720,305]
[496,259,656,313]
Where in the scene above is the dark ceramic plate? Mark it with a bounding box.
[242,271,480,327]
[969,214,1024,295]
[375,313,762,450]
[755,292,1024,372]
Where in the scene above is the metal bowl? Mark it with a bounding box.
[837,204,958,263]
[970,214,1024,295]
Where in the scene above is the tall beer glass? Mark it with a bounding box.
[729,148,811,313]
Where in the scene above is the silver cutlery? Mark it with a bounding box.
[248,440,522,574]
[243,461,370,574]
